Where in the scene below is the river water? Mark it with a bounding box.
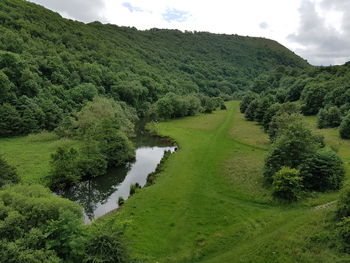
[61,122,176,223]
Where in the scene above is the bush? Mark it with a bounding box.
[244,99,259,121]
[83,224,127,263]
[317,106,342,128]
[262,103,281,131]
[337,217,350,252]
[78,140,107,178]
[264,121,322,181]
[299,149,345,191]
[240,92,258,113]
[336,187,350,219]
[272,167,303,202]
[267,113,302,141]
[340,113,350,139]
[48,147,80,190]
[130,183,141,195]
[0,184,83,262]
[0,156,19,187]
[118,197,124,206]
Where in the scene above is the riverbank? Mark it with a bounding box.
[100,101,350,262]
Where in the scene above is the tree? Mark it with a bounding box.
[0,103,21,137]
[262,103,281,131]
[0,156,19,187]
[264,121,322,182]
[300,83,327,115]
[299,149,345,191]
[48,147,80,189]
[267,113,302,141]
[244,99,259,121]
[78,140,108,178]
[340,112,350,139]
[240,92,258,113]
[254,95,275,123]
[272,167,303,202]
[317,106,342,128]
[93,119,135,167]
[337,187,350,219]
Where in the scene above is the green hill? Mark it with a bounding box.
[0,0,308,136]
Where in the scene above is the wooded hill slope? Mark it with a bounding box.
[0,0,308,136]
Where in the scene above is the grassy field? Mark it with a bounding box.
[1,101,350,262]
[0,132,79,184]
[101,101,350,263]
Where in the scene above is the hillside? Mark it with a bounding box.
[0,0,308,137]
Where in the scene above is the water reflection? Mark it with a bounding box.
[62,146,175,223]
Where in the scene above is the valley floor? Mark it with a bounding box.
[1,101,350,262]
[104,101,350,262]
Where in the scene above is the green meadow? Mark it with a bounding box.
[0,132,79,185]
[105,101,350,262]
[1,101,350,262]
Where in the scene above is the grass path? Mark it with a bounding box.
[107,101,350,262]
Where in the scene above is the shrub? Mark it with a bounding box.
[83,224,127,263]
[0,184,83,262]
[118,197,124,206]
[129,183,141,195]
[0,156,19,187]
[272,167,303,202]
[264,121,322,181]
[337,217,350,252]
[239,92,258,113]
[299,149,345,191]
[78,140,107,178]
[336,187,350,219]
[262,103,281,131]
[317,106,342,128]
[48,147,80,190]
[340,113,350,139]
[244,99,259,121]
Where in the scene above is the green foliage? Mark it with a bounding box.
[0,0,308,138]
[92,119,135,167]
[153,93,202,119]
[254,95,275,123]
[262,103,281,131]
[83,224,127,263]
[317,106,342,128]
[267,113,302,141]
[130,183,141,196]
[239,92,258,113]
[0,184,83,262]
[71,96,137,137]
[336,187,350,220]
[0,156,19,187]
[336,217,350,252]
[340,112,350,139]
[118,197,125,206]
[299,149,345,191]
[301,83,328,115]
[48,147,80,189]
[264,121,322,181]
[272,167,303,202]
[78,140,108,178]
[244,99,259,121]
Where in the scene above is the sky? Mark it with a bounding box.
[28,0,350,66]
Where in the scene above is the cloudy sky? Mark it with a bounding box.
[28,0,350,66]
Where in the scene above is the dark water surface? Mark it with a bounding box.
[61,122,176,223]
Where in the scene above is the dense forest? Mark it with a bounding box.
[0,0,308,138]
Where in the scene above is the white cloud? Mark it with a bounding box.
[28,0,350,65]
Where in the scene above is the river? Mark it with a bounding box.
[61,122,176,224]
